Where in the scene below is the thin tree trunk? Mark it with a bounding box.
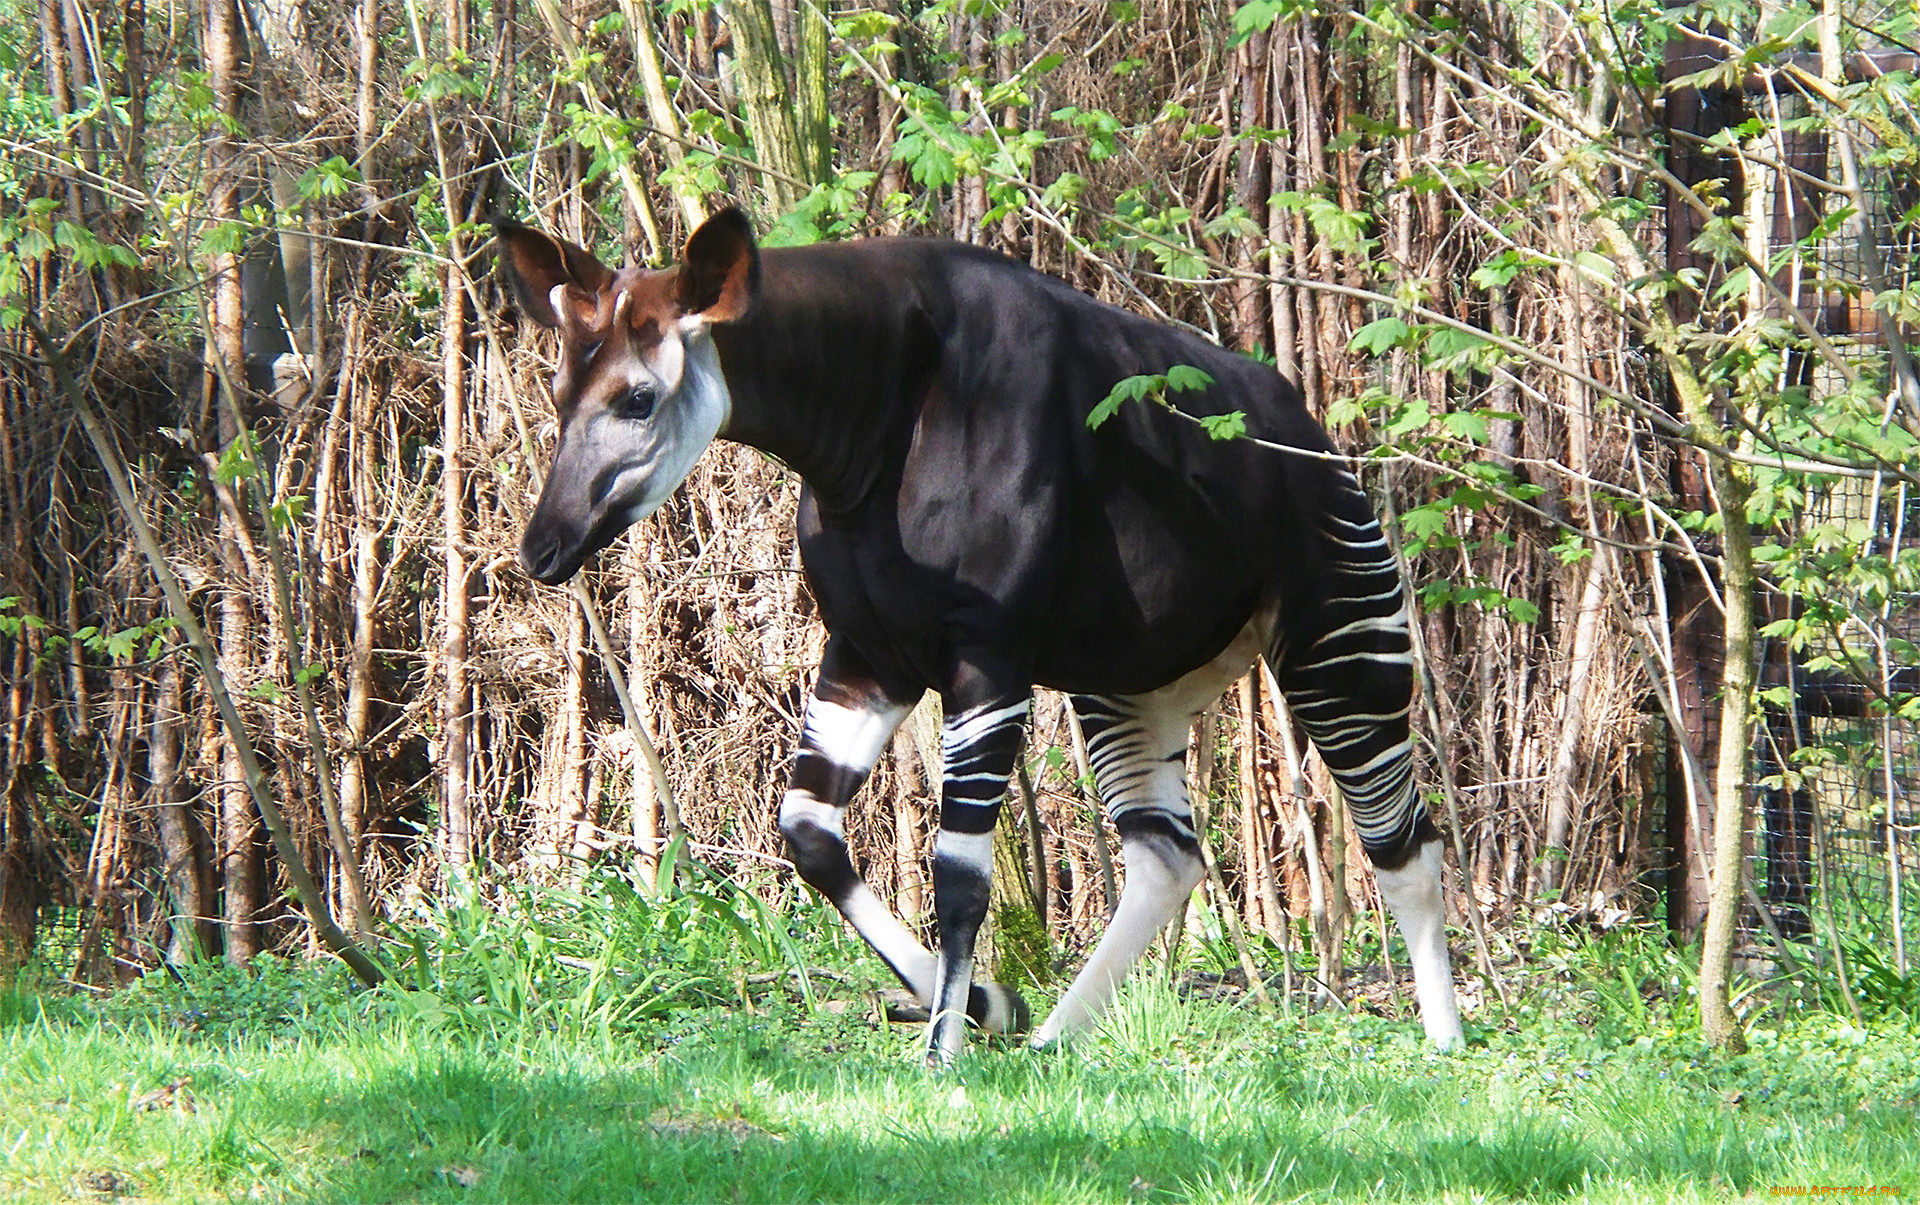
[619,0,708,228]
[440,231,473,870]
[558,598,592,865]
[218,601,260,963]
[1541,540,1606,895]
[793,0,830,184]
[1267,25,1296,382]
[204,0,258,970]
[152,663,215,961]
[723,0,807,210]
[1698,455,1756,1052]
[1237,674,1275,937]
[625,541,662,887]
[892,728,924,924]
[1231,33,1268,352]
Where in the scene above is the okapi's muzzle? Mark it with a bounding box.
[492,208,759,585]
[519,488,617,585]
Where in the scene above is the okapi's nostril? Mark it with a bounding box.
[519,529,565,583]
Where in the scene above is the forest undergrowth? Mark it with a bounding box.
[2,865,1915,1204]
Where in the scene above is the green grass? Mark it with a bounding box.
[3,868,1916,1203]
[4,964,1916,1203]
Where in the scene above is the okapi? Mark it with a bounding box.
[495,208,1464,1061]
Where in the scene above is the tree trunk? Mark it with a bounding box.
[1238,674,1284,940]
[218,605,261,964]
[891,728,924,925]
[1231,33,1268,352]
[152,664,215,961]
[1541,548,1605,897]
[625,541,662,886]
[723,0,808,210]
[440,233,473,871]
[1698,458,1756,1052]
[793,0,830,184]
[339,525,380,866]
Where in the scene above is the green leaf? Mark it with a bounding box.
[1087,391,1128,430]
[1041,172,1086,209]
[104,626,142,661]
[1349,316,1410,356]
[297,156,364,202]
[1424,327,1491,363]
[1164,365,1214,394]
[1399,503,1449,544]
[214,438,259,487]
[835,10,898,39]
[1440,410,1489,443]
[1551,534,1592,564]
[1384,399,1431,438]
[1573,250,1618,281]
[1232,0,1286,38]
[1324,396,1366,429]
[1199,411,1247,441]
[1504,597,1541,624]
[268,495,309,530]
[199,221,248,257]
[54,221,139,270]
[1089,373,1161,429]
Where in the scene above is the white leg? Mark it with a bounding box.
[1032,832,1203,1045]
[1373,839,1463,1048]
[1032,686,1214,1048]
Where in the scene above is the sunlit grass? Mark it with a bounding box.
[3,944,1916,1203]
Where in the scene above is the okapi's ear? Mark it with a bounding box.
[675,208,759,324]
[492,219,614,328]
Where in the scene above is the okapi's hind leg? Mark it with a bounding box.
[1029,622,1267,1048]
[1273,472,1463,1048]
[1028,689,1207,1048]
[777,640,1024,1040]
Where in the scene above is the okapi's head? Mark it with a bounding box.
[495,208,760,584]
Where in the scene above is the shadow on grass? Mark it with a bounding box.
[241,1023,1877,1204]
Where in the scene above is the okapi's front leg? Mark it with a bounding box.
[777,641,1027,1040]
[776,643,934,1001]
[925,681,1033,1064]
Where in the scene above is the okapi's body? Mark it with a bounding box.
[499,210,1463,1060]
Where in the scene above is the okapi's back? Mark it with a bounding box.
[810,239,1353,691]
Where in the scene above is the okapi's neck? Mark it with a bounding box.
[709,247,930,514]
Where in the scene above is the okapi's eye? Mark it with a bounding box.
[617,384,659,421]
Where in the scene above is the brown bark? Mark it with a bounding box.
[1237,674,1282,939]
[441,235,473,870]
[723,0,808,210]
[218,598,261,964]
[891,728,924,925]
[1231,34,1269,352]
[152,663,216,961]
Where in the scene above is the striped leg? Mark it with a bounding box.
[777,643,1028,1052]
[926,689,1033,1065]
[1274,472,1462,1047]
[776,651,930,999]
[1030,691,1207,1047]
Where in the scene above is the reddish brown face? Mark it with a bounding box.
[495,210,759,583]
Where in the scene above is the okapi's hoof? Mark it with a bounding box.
[968,982,1030,1035]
